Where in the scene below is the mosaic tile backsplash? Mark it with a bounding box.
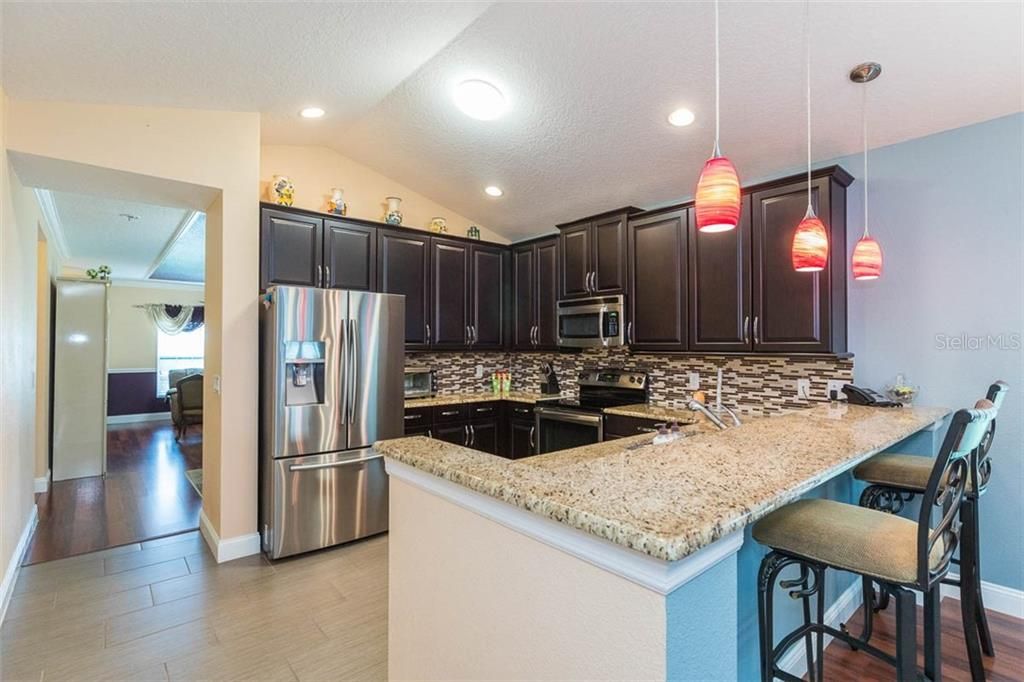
[407,349,854,416]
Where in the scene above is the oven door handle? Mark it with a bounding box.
[536,407,604,426]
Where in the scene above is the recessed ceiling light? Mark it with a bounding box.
[668,107,695,127]
[484,185,504,197]
[454,80,506,120]
[300,107,325,119]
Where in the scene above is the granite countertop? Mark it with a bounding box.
[375,403,950,562]
[404,391,566,408]
[603,402,700,424]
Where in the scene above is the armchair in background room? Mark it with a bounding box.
[168,372,204,440]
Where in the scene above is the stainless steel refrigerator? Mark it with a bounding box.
[260,286,404,559]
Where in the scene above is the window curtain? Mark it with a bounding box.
[144,304,205,334]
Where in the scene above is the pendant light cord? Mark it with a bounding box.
[862,85,870,237]
[714,0,721,152]
[805,0,812,210]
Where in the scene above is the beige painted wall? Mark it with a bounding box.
[1,87,41,580]
[261,144,507,244]
[34,239,51,480]
[388,477,667,680]
[107,283,204,370]
[6,98,261,543]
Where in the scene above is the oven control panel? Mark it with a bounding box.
[578,370,647,389]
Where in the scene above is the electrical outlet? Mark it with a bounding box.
[475,365,484,379]
[796,378,811,399]
[827,380,847,400]
[213,375,222,394]
[686,372,700,390]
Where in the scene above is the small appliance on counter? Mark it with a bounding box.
[540,362,561,395]
[534,368,648,454]
[404,366,436,399]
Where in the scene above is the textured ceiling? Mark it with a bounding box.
[4,2,1021,241]
[150,213,205,284]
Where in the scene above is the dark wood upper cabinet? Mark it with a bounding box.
[377,228,431,348]
[534,238,559,349]
[559,223,590,298]
[323,219,376,291]
[512,243,535,349]
[751,169,850,353]
[469,244,506,350]
[688,196,752,351]
[592,214,627,294]
[627,208,688,351]
[430,238,471,349]
[260,209,322,290]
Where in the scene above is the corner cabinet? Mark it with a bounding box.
[558,208,640,299]
[512,236,559,350]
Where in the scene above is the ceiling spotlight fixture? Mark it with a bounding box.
[484,185,504,197]
[668,108,695,127]
[299,107,325,119]
[694,0,741,233]
[454,79,506,120]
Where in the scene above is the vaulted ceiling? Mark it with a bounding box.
[3,2,1020,241]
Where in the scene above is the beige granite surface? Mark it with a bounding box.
[404,391,566,408]
[376,404,950,562]
[603,403,700,424]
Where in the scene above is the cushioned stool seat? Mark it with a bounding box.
[752,498,944,585]
[854,453,976,492]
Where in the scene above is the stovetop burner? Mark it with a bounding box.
[541,368,650,412]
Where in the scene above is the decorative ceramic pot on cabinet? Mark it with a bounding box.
[328,187,347,216]
[271,175,294,206]
[430,217,448,234]
[385,196,403,225]
[467,225,481,240]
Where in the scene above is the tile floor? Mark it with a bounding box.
[1,531,387,681]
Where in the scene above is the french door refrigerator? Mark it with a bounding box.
[260,286,404,559]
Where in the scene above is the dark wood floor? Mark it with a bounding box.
[817,597,1023,681]
[25,421,202,565]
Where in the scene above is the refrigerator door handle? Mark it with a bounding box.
[348,318,359,424]
[339,319,348,424]
[288,453,382,471]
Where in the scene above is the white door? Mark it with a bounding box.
[53,279,108,480]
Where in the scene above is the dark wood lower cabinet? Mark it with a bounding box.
[469,420,499,455]
[403,402,535,458]
[508,419,536,459]
[433,422,470,446]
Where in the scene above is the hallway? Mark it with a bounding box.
[25,421,201,565]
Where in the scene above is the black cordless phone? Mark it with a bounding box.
[841,384,902,408]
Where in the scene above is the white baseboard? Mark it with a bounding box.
[107,411,171,425]
[938,573,1024,619]
[33,470,50,494]
[1,504,39,626]
[198,508,261,564]
[779,578,864,678]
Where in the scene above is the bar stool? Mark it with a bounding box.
[752,401,997,682]
[853,381,1008,681]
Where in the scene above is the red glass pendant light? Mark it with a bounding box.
[695,0,741,233]
[790,1,828,272]
[851,62,884,281]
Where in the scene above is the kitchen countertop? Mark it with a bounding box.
[404,391,566,408]
[375,403,949,562]
[603,402,700,424]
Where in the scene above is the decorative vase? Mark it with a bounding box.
[385,196,403,225]
[271,175,294,206]
[430,217,448,234]
[327,187,347,216]
[467,225,481,240]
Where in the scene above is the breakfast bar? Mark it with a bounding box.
[376,403,950,680]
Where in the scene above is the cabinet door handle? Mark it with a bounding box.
[636,426,658,433]
[463,424,470,446]
[427,429,433,439]
[403,414,422,421]
[440,410,459,416]
[514,408,530,414]
[590,271,598,293]
[425,324,431,344]
[626,321,633,345]
[753,316,760,345]
[529,425,535,450]
[324,265,331,287]
[475,407,493,413]
[469,424,476,447]
[316,265,323,287]
[471,325,478,345]
[743,315,750,345]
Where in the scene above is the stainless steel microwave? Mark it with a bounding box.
[556,295,625,348]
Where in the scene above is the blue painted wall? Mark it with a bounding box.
[667,553,739,681]
[835,113,1024,592]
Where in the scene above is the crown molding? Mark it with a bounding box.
[33,188,70,260]
[145,209,202,280]
[109,277,204,291]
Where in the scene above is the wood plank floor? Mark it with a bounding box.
[25,421,202,565]
[1,531,387,681]
[816,597,1024,681]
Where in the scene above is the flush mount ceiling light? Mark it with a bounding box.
[791,1,829,272]
[668,107,695,127]
[484,185,504,197]
[299,107,325,119]
[454,79,506,120]
[850,62,884,280]
[694,0,741,233]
